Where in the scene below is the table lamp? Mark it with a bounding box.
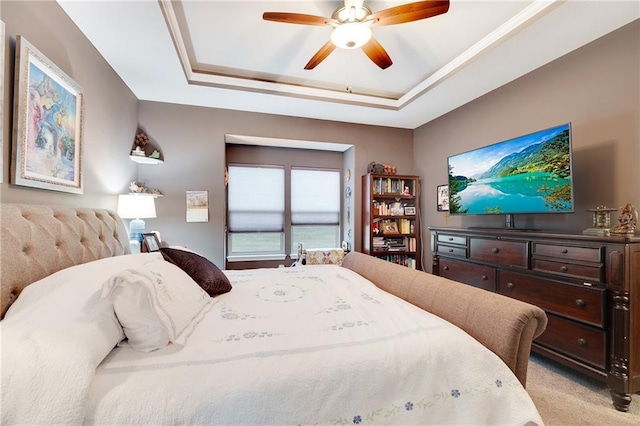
[117,194,157,251]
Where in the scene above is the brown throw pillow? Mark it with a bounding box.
[160,248,232,296]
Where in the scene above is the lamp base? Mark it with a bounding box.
[129,218,146,245]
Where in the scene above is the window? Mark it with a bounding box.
[227,165,285,258]
[226,164,341,262]
[291,168,340,251]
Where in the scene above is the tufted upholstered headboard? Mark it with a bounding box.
[0,203,131,318]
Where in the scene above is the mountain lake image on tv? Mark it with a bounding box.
[448,123,574,216]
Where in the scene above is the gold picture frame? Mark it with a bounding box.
[0,21,5,183]
[383,221,399,234]
[11,36,84,193]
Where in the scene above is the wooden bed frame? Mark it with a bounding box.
[1,203,547,386]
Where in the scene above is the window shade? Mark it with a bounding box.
[291,168,340,225]
[228,165,284,232]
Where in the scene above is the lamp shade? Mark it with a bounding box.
[117,194,157,219]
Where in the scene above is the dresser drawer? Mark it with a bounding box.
[533,243,603,262]
[469,238,528,268]
[498,271,606,327]
[532,259,603,282]
[437,244,466,258]
[437,234,466,246]
[440,258,496,292]
[535,314,607,369]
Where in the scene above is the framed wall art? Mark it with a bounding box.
[186,190,209,222]
[11,35,84,193]
[437,184,449,212]
[0,21,5,184]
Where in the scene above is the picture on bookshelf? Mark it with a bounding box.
[437,185,449,212]
[391,202,404,216]
[404,206,416,215]
[383,222,398,234]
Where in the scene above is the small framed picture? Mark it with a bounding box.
[142,233,161,252]
[383,222,399,234]
[437,185,449,212]
[390,202,404,216]
[404,206,416,215]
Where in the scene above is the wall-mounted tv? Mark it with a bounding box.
[447,123,574,226]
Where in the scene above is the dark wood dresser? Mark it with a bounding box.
[429,226,640,412]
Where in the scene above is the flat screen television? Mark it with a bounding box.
[447,123,574,227]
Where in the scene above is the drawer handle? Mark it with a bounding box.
[448,237,454,241]
[575,299,586,308]
[561,248,568,254]
[506,282,515,289]
[491,248,499,254]
[481,275,488,281]
[448,248,454,253]
[560,266,568,272]
[443,266,449,271]
[578,338,587,347]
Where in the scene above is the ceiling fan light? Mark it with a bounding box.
[331,23,372,49]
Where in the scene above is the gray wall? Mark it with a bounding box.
[1,1,138,208]
[414,20,640,260]
[0,0,412,269]
[3,1,638,272]
[136,102,413,265]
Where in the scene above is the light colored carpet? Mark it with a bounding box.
[526,353,640,425]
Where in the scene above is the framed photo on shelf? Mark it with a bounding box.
[437,185,449,212]
[12,36,84,194]
[142,233,161,252]
[383,221,399,234]
[404,206,416,215]
[390,202,404,216]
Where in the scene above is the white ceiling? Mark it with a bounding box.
[58,0,639,130]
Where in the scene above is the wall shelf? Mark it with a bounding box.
[130,155,164,165]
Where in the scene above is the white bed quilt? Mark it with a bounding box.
[86,265,542,425]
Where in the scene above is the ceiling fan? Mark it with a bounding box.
[263,0,450,70]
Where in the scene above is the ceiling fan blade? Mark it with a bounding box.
[263,12,332,26]
[370,0,450,26]
[304,41,337,70]
[362,37,393,69]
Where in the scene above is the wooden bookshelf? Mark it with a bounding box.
[362,173,421,269]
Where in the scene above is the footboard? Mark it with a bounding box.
[342,251,547,386]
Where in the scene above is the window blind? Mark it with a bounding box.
[228,165,284,232]
[291,168,340,225]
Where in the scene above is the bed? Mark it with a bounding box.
[0,203,546,425]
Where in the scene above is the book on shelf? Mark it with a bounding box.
[372,177,414,196]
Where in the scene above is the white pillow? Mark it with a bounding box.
[103,256,212,352]
[5,252,164,319]
[1,253,162,425]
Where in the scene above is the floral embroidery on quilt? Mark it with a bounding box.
[334,272,350,282]
[328,377,519,425]
[329,320,370,331]
[360,292,382,305]
[224,331,275,342]
[316,297,352,314]
[220,305,257,321]
[256,283,306,302]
